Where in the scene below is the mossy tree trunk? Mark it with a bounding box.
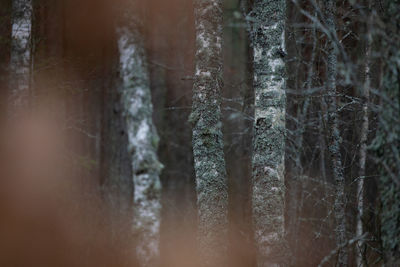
[190,0,228,266]
[116,4,163,266]
[249,0,288,266]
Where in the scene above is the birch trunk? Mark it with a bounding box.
[190,0,228,266]
[9,0,32,111]
[116,8,163,267]
[250,0,287,266]
[325,0,348,266]
[356,5,372,266]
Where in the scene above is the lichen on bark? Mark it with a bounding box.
[116,7,163,267]
[249,0,288,266]
[191,0,228,266]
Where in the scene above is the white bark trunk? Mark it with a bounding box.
[250,0,288,266]
[117,15,162,267]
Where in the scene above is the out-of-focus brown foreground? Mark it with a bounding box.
[0,112,138,267]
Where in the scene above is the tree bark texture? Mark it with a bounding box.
[250,0,288,266]
[190,0,228,266]
[117,7,163,267]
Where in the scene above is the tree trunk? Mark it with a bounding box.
[9,0,32,111]
[190,0,228,266]
[356,4,371,266]
[325,0,348,266]
[250,0,288,266]
[116,6,163,267]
